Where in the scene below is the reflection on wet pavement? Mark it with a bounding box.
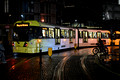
[1,46,120,80]
[95,46,120,76]
[100,46,120,62]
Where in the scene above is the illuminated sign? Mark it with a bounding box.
[16,24,29,27]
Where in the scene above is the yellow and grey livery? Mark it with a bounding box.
[12,20,110,54]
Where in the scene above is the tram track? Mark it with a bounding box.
[52,53,92,80]
[80,55,92,80]
[52,54,72,80]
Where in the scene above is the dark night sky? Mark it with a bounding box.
[62,0,118,25]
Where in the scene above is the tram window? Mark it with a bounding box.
[13,27,29,41]
[49,28,54,38]
[69,30,75,43]
[55,29,60,38]
[58,29,60,38]
[55,29,57,38]
[97,32,101,38]
[42,28,49,38]
[28,27,42,40]
[66,30,69,38]
[79,31,83,38]
[93,32,97,38]
[73,31,75,38]
[70,31,73,38]
[88,32,93,38]
[61,29,69,38]
[102,33,109,38]
[116,34,120,39]
[55,28,60,44]
[13,27,43,41]
[106,33,109,38]
[70,30,75,38]
[61,29,65,38]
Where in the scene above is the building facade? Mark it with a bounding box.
[103,4,120,20]
[0,0,64,24]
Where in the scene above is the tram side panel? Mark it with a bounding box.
[40,39,70,52]
[39,38,76,52]
[60,39,70,49]
[79,39,98,47]
[13,39,39,53]
[78,29,110,47]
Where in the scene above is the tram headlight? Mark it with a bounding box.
[12,42,15,46]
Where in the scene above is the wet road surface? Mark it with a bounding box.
[1,46,120,80]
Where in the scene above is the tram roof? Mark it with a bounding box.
[14,20,109,31]
[14,20,73,29]
[14,20,40,27]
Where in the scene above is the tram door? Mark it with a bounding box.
[55,28,60,44]
[83,31,88,43]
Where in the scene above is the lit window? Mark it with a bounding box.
[79,31,83,38]
[102,33,109,38]
[4,0,9,13]
[61,29,65,38]
[42,28,48,38]
[66,30,69,38]
[49,28,54,38]
[93,32,97,38]
[55,29,60,38]
[88,32,93,38]
[97,32,101,38]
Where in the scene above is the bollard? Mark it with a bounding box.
[74,43,77,49]
[48,47,52,57]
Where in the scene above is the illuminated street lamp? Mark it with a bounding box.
[41,19,45,22]
[21,14,24,20]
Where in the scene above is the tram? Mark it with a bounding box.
[12,20,110,53]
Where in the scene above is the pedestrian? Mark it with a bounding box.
[98,38,105,52]
[0,39,7,64]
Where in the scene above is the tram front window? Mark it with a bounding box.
[13,27,29,41]
[13,27,42,41]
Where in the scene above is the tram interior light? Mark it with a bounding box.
[37,39,42,43]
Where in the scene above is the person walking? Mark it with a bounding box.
[0,39,7,64]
